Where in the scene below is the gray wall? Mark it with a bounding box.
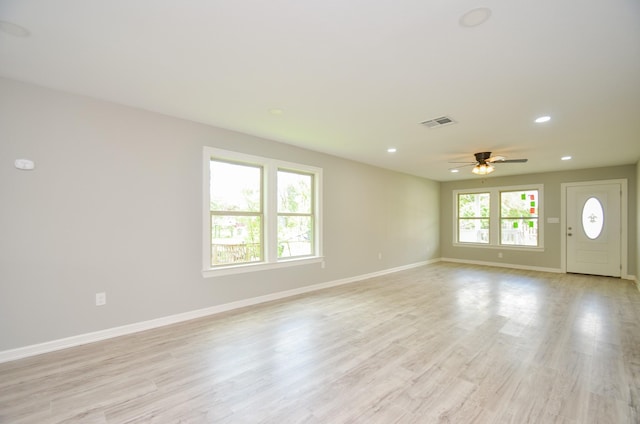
[440,166,637,275]
[0,78,441,351]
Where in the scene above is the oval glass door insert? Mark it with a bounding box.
[582,197,604,239]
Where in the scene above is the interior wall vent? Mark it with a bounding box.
[421,116,456,128]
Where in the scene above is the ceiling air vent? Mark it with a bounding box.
[421,116,456,129]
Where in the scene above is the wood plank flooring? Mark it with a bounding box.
[1,263,639,423]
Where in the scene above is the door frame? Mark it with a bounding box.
[560,179,628,278]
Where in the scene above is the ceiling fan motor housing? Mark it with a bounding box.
[474,151,492,163]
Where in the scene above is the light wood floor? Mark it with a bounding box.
[1,263,640,423]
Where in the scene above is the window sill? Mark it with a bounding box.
[202,256,324,278]
[453,243,545,252]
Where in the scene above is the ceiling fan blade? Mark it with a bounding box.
[449,163,477,170]
[497,158,528,163]
[448,161,476,164]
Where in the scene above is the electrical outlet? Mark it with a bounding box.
[95,292,106,306]
[378,252,382,260]
[498,252,503,259]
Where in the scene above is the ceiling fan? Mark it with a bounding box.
[449,152,528,175]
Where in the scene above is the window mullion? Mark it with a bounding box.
[490,193,499,246]
[265,164,278,263]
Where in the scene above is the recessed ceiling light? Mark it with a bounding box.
[0,20,31,37]
[561,156,572,161]
[459,8,492,28]
[535,116,551,123]
[387,148,397,153]
[450,169,460,173]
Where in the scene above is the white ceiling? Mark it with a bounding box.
[1,0,639,181]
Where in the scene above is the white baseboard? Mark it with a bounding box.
[442,258,640,284]
[440,257,563,274]
[0,259,436,364]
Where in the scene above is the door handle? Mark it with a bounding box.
[568,233,572,236]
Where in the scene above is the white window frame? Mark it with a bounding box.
[453,184,544,251]
[203,147,323,277]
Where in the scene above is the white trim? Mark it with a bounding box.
[440,258,637,280]
[202,149,212,272]
[441,257,562,274]
[560,179,628,276]
[0,259,435,364]
[202,256,324,277]
[450,244,545,253]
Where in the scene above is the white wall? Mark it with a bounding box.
[0,78,440,351]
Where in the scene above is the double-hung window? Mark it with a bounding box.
[209,160,264,266]
[457,192,490,244]
[203,147,322,276]
[277,170,315,259]
[500,190,539,246]
[454,185,543,249]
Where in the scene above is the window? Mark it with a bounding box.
[581,197,604,239]
[454,185,543,249]
[457,192,490,244]
[277,170,314,258]
[203,147,322,276]
[210,160,263,266]
[500,190,539,246]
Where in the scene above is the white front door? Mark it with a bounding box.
[566,183,621,277]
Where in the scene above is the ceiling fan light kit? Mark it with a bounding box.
[472,163,495,175]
